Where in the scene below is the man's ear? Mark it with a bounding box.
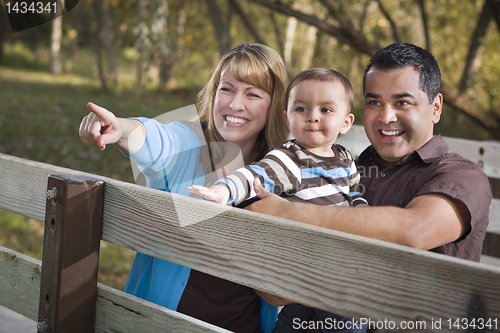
[340,113,355,135]
[432,93,443,124]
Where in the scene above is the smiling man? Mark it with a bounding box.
[248,43,492,330]
[353,42,487,253]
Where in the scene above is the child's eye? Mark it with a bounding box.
[321,108,333,113]
[296,107,307,112]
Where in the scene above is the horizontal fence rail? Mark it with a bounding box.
[1,152,500,332]
[0,245,229,333]
[337,126,500,239]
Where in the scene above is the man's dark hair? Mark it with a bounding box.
[362,42,441,103]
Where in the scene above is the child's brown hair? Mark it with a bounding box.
[285,68,354,114]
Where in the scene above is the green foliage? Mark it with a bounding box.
[0,209,134,290]
[0,46,198,290]
[0,210,44,258]
[2,41,44,70]
[477,26,500,112]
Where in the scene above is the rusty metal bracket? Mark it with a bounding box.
[37,175,104,333]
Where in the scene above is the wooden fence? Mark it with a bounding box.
[1,127,500,332]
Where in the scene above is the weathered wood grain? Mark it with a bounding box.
[0,245,41,320]
[1,153,500,332]
[95,284,230,333]
[490,199,500,234]
[0,246,229,333]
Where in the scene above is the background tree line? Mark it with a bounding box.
[1,0,500,141]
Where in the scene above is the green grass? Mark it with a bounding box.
[0,67,198,180]
[0,210,134,290]
[0,44,200,290]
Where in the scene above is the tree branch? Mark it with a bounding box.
[205,0,231,56]
[228,0,266,45]
[487,0,500,31]
[359,0,372,30]
[317,0,356,31]
[245,0,381,55]
[247,0,500,140]
[441,82,500,140]
[417,0,431,51]
[268,10,285,56]
[458,0,492,92]
[375,0,400,42]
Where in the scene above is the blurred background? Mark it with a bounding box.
[1,0,500,292]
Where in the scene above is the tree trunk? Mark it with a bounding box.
[488,0,500,30]
[284,16,297,72]
[49,7,63,74]
[359,0,371,28]
[417,0,431,51]
[157,0,172,89]
[159,59,168,88]
[459,0,492,92]
[269,11,285,57]
[205,0,231,57]
[101,0,117,85]
[135,0,145,86]
[229,0,266,45]
[0,13,4,63]
[311,31,324,68]
[64,12,83,72]
[0,2,8,63]
[93,0,107,90]
[300,25,317,70]
[136,56,144,86]
[375,0,400,42]
[166,2,187,88]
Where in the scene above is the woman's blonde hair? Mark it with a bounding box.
[197,42,289,162]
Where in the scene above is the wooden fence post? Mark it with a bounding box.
[37,175,104,333]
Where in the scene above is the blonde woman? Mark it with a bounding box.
[79,42,289,332]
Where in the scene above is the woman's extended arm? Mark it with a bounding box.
[79,102,146,154]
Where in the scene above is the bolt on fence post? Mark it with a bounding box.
[37,175,104,333]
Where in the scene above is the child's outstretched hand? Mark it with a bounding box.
[188,184,230,205]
